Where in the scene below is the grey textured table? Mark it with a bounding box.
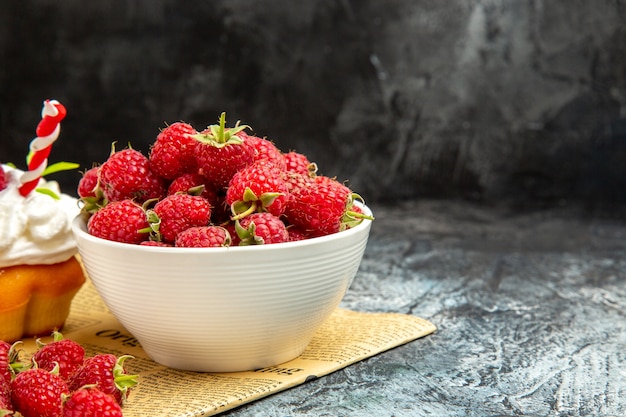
[222,200,626,417]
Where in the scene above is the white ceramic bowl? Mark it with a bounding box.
[71,206,373,372]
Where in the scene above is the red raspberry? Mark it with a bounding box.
[167,173,219,206]
[87,200,150,244]
[149,193,212,243]
[226,160,289,218]
[282,171,314,194]
[62,387,123,417]
[0,164,8,191]
[284,151,317,176]
[77,166,100,198]
[68,354,137,406]
[140,240,172,247]
[237,212,289,245]
[0,341,13,386]
[286,225,312,242]
[284,175,368,237]
[99,147,165,203]
[77,167,106,214]
[149,122,198,180]
[11,368,69,417]
[0,377,12,412]
[241,132,286,170]
[175,226,232,247]
[31,331,85,380]
[193,113,255,189]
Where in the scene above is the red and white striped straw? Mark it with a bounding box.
[18,99,67,196]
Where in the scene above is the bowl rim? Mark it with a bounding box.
[72,204,373,254]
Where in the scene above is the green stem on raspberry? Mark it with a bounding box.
[235,219,265,245]
[231,200,258,220]
[141,209,162,241]
[8,341,30,374]
[113,355,139,405]
[340,193,374,231]
[192,112,250,147]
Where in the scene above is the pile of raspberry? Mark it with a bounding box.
[79,113,372,247]
[1,332,136,417]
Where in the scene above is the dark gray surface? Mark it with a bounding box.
[221,200,626,417]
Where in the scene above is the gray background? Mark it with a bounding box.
[1,0,625,207]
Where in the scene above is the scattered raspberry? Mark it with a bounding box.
[149,122,198,180]
[32,331,85,380]
[0,341,14,386]
[68,354,137,406]
[11,368,69,417]
[62,387,123,417]
[237,212,289,245]
[87,200,149,244]
[149,193,212,243]
[0,335,138,415]
[175,226,232,247]
[99,147,165,203]
[0,377,12,412]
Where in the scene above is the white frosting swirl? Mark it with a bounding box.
[0,165,79,267]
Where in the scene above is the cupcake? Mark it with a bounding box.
[0,100,85,342]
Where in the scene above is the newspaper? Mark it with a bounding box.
[22,281,436,417]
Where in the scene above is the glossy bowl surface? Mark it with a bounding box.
[71,206,372,372]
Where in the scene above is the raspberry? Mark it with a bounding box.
[77,166,106,214]
[68,354,137,406]
[31,331,85,380]
[167,173,219,206]
[87,200,149,244]
[193,113,255,189]
[11,368,69,417]
[284,151,317,176]
[77,166,100,198]
[237,212,289,245]
[62,387,123,417]
[99,147,165,203]
[284,176,360,237]
[175,226,232,247]
[140,240,172,247]
[149,122,198,180]
[282,171,314,194]
[242,132,286,170]
[0,341,13,386]
[287,225,312,242]
[149,193,212,243]
[0,377,12,412]
[0,164,8,191]
[226,160,289,218]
